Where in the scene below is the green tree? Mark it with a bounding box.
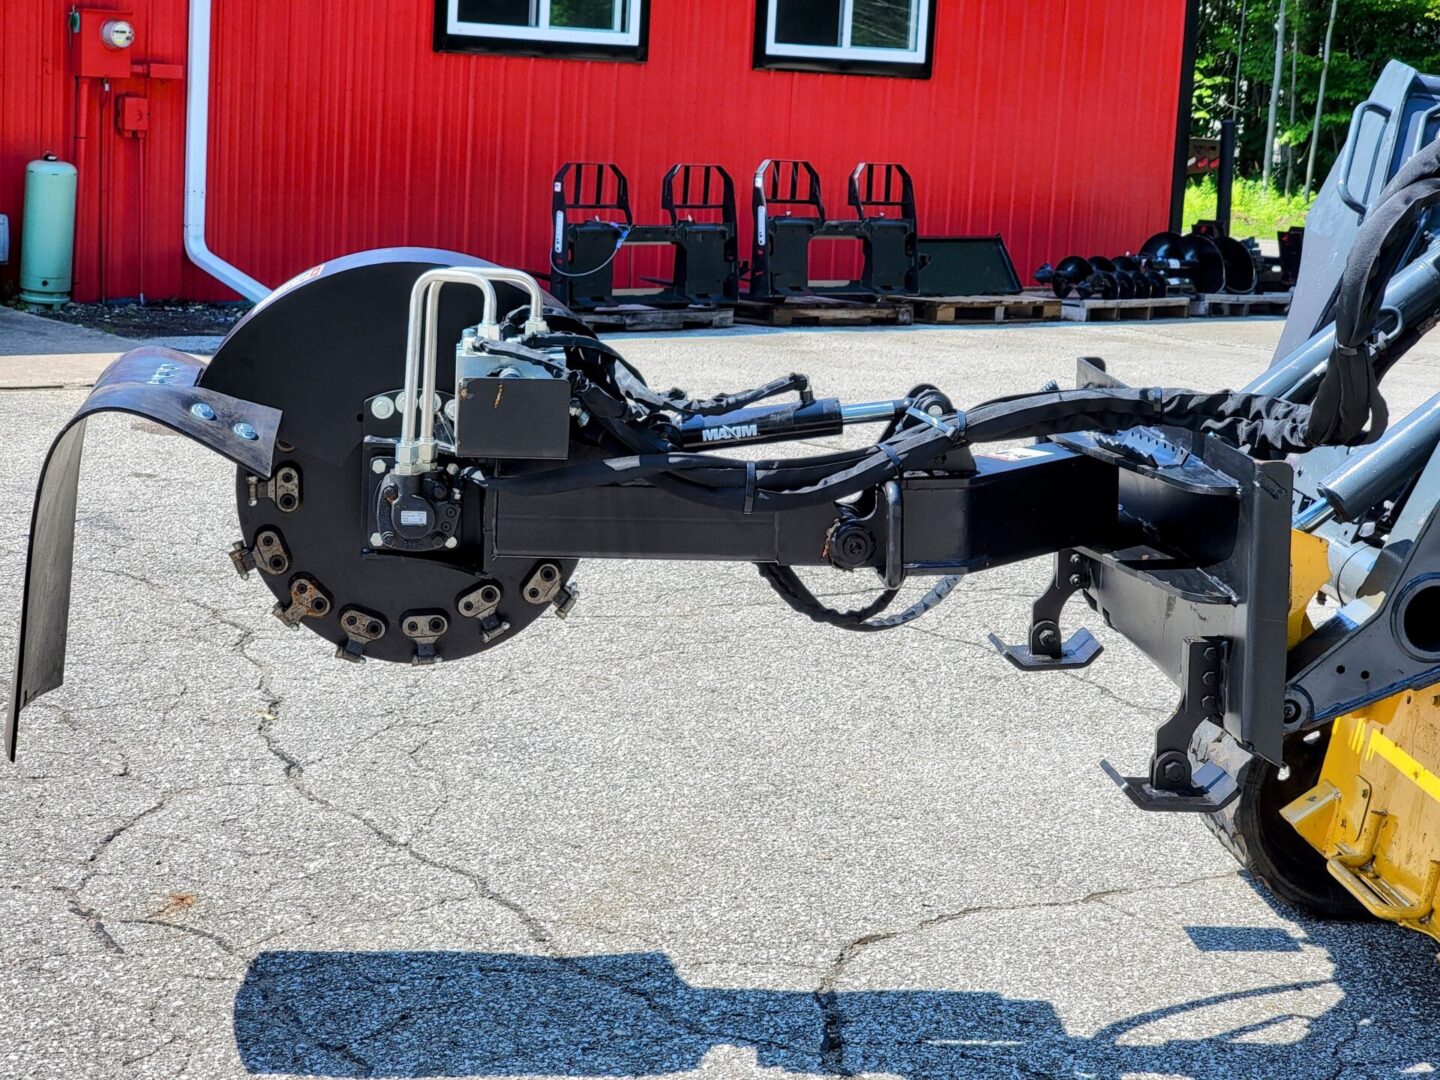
[1191,0,1440,186]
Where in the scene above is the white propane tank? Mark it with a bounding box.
[18,154,78,306]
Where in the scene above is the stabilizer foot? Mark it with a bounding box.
[1100,759,1240,813]
[988,628,1102,670]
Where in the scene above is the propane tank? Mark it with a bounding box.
[18,154,78,306]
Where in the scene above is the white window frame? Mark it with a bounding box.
[764,0,928,66]
[447,0,640,47]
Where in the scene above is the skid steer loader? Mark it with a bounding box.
[12,61,1440,942]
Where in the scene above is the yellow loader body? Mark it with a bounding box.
[1283,531,1440,939]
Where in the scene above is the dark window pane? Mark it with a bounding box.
[551,0,620,29]
[457,0,532,27]
[851,0,914,49]
[774,0,842,47]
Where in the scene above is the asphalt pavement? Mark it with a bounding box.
[3,310,1440,1079]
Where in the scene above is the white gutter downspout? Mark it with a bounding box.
[184,0,268,301]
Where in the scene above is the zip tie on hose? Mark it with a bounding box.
[905,406,958,436]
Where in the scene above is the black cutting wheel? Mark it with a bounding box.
[199,249,579,665]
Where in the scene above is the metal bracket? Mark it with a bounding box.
[521,562,578,618]
[229,530,290,579]
[1100,638,1240,813]
[336,607,387,664]
[246,463,302,512]
[401,612,449,665]
[988,549,1103,670]
[273,576,332,629]
[457,582,510,643]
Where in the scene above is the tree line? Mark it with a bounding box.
[1192,0,1440,192]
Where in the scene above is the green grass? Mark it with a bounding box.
[1182,175,1315,238]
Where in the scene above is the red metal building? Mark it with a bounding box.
[0,1,1195,304]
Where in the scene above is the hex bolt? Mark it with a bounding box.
[190,402,216,421]
[371,458,387,474]
[233,422,258,441]
[444,537,458,549]
[1283,699,1302,724]
[1069,554,1082,567]
[1068,574,1082,587]
[369,532,384,547]
[1162,759,1188,784]
[370,396,396,421]
[1204,646,1218,661]
[1037,627,1060,651]
[444,399,459,422]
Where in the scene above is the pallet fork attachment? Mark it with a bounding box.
[547,162,738,310]
[747,159,919,300]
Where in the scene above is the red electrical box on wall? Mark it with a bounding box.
[71,9,137,80]
[116,94,149,136]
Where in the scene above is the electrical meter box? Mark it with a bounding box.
[72,10,136,80]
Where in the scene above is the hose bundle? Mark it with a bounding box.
[475,201,1440,626]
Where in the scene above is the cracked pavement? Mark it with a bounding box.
[4,316,1440,1079]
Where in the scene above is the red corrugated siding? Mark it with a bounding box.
[1,1,1187,303]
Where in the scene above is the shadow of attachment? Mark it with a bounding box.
[234,949,1363,1079]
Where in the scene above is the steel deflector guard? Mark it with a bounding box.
[5,347,281,760]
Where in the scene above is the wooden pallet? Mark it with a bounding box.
[735,297,913,327]
[583,304,734,333]
[907,293,1061,324]
[1060,295,1191,322]
[1190,291,1294,317]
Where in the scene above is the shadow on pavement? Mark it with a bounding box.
[233,901,1440,1079]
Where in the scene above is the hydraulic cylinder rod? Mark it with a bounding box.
[1245,240,1440,400]
[676,399,904,450]
[1316,388,1440,521]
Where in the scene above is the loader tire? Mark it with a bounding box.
[1194,722,1364,919]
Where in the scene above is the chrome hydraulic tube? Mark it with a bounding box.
[395,267,550,474]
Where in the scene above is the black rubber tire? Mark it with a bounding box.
[1194,722,1365,919]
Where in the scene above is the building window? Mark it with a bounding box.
[434,0,648,61]
[754,0,934,77]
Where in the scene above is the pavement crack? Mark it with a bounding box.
[811,870,1239,1072]
[120,916,240,956]
[55,890,125,955]
[1054,666,1171,716]
[814,932,899,1075]
[89,797,168,860]
[52,792,179,957]
[251,680,554,945]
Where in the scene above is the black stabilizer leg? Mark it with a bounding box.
[988,549,1102,670]
[1100,638,1240,813]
